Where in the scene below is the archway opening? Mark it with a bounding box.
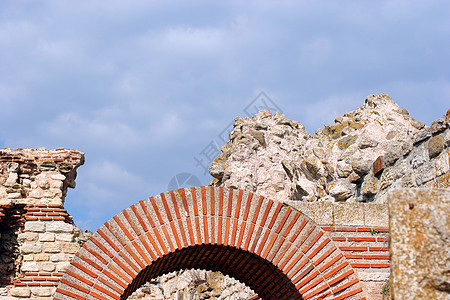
[122,244,303,300]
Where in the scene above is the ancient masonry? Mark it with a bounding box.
[0,94,448,299]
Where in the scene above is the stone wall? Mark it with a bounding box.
[0,148,89,299]
[209,94,450,204]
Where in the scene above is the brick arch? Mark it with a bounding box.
[54,187,365,300]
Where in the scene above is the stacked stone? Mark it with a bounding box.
[0,148,88,299]
[128,269,255,300]
[209,94,450,204]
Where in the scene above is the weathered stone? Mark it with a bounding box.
[17,232,38,242]
[31,288,52,297]
[337,135,358,150]
[380,168,393,190]
[364,203,388,227]
[249,129,266,147]
[6,162,19,172]
[39,232,55,242]
[350,156,372,176]
[359,136,379,149]
[39,160,57,171]
[21,261,39,272]
[430,118,447,134]
[327,179,355,201]
[413,127,431,144]
[283,200,333,225]
[334,202,365,225]
[58,162,73,173]
[389,188,450,299]
[373,156,385,175]
[21,243,42,254]
[10,288,31,297]
[415,162,436,186]
[384,141,403,165]
[62,242,79,254]
[46,221,74,233]
[361,176,379,197]
[43,242,61,253]
[34,253,50,261]
[50,174,66,181]
[428,135,444,158]
[25,221,46,232]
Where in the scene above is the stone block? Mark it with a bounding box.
[31,287,52,297]
[334,202,365,225]
[285,200,334,225]
[17,232,38,242]
[25,221,46,232]
[39,233,55,242]
[41,262,56,272]
[21,261,39,272]
[56,261,70,272]
[10,287,31,297]
[34,253,49,261]
[364,203,388,227]
[43,242,61,253]
[46,221,74,233]
[21,243,42,254]
[389,188,450,299]
[55,233,73,242]
[415,161,436,186]
[50,253,67,262]
[62,242,80,254]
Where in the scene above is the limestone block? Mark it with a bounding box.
[389,188,450,299]
[56,261,70,272]
[55,233,74,242]
[25,221,46,232]
[41,262,56,272]
[31,287,52,297]
[46,221,74,233]
[284,200,333,225]
[39,232,55,242]
[21,243,42,254]
[327,178,356,201]
[49,253,67,262]
[10,287,31,297]
[23,254,34,261]
[412,127,431,144]
[17,232,38,242]
[364,203,388,227]
[28,188,43,199]
[43,242,61,253]
[21,261,39,272]
[34,253,49,261]
[62,242,80,254]
[361,176,379,197]
[334,202,365,225]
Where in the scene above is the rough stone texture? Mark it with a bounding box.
[210,93,450,205]
[128,269,255,300]
[0,148,91,298]
[389,188,450,300]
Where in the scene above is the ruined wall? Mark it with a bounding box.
[209,94,450,203]
[0,148,89,299]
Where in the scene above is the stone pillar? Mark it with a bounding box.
[0,148,87,299]
[389,188,450,299]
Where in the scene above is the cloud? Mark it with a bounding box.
[0,0,449,231]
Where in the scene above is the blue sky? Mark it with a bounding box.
[1,0,449,231]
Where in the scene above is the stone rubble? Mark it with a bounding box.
[209,93,450,204]
[128,269,255,300]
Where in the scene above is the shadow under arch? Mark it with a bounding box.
[123,244,302,299]
[54,186,364,300]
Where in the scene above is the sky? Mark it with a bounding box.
[0,0,449,232]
